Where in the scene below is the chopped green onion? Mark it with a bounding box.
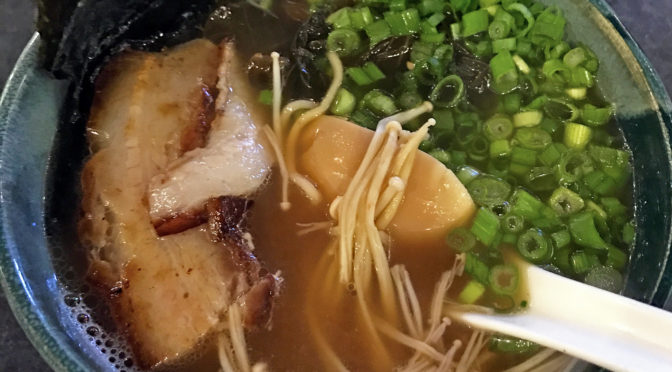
[456,165,481,186]
[489,20,511,40]
[525,166,556,191]
[450,22,462,40]
[419,0,445,16]
[429,148,451,165]
[485,114,514,140]
[492,37,517,53]
[502,93,521,114]
[471,208,502,245]
[490,51,519,93]
[489,264,519,295]
[538,143,566,166]
[513,110,543,127]
[622,220,635,245]
[562,47,586,67]
[512,54,530,74]
[549,41,570,60]
[330,88,356,116]
[326,7,352,29]
[397,91,423,110]
[514,127,551,150]
[327,28,362,57]
[430,75,465,108]
[389,0,406,11]
[490,139,512,158]
[582,103,614,127]
[510,188,545,220]
[258,89,273,105]
[550,229,571,249]
[529,7,566,46]
[505,3,535,37]
[466,252,491,285]
[365,20,392,46]
[566,87,587,100]
[401,8,421,33]
[570,250,593,274]
[585,265,623,293]
[502,214,524,233]
[548,186,584,216]
[445,227,477,253]
[556,150,594,184]
[361,90,398,116]
[410,41,435,63]
[459,280,486,304]
[553,247,573,274]
[569,212,608,250]
[462,9,490,37]
[570,67,595,88]
[490,334,540,354]
[511,146,536,166]
[468,176,512,207]
[349,7,374,30]
[544,98,578,121]
[606,245,627,270]
[564,122,592,150]
[542,59,570,82]
[517,228,552,263]
[509,162,531,177]
[350,108,380,129]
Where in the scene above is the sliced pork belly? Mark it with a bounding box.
[148,42,272,232]
[79,39,276,369]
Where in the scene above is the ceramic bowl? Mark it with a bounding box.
[1,0,671,370]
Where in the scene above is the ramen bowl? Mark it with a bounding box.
[1,0,671,370]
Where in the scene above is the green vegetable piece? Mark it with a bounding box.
[489,264,519,295]
[582,103,614,127]
[515,127,552,150]
[462,9,490,37]
[330,88,356,116]
[544,98,579,122]
[446,227,477,253]
[490,139,512,159]
[569,212,608,250]
[485,114,514,141]
[489,334,540,354]
[456,166,481,186]
[326,7,352,29]
[459,280,486,304]
[538,143,565,167]
[258,89,273,105]
[468,176,512,207]
[513,110,543,127]
[490,51,519,94]
[327,28,362,57]
[563,47,586,67]
[428,148,451,165]
[564,122,592,150]
[606,245,628,270]
[364,20,392,46]
[430,75,465,108]
[517,228,552,263]
[550,229,571,249]
[502,214,524,233]
[471,208,501,245]
[548,186,585,216]
[529,7,566,46]
[361,89,398,116]
[505,2,535,37]
[510,188,545,220]
[349,7,374,30]
[511,146,536,166]
[466,252,491,285]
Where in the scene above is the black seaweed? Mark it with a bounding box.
[288,9,331,99]
[360,36,414,76]
[453,42,498,115]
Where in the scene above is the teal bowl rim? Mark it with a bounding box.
[1,1,672,370]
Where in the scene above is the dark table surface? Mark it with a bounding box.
[1,0,671,370]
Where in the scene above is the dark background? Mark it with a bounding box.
[0,0,671,370]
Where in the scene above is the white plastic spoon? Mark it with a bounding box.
[448,259,672,372]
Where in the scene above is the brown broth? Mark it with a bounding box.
[244,173,529,371]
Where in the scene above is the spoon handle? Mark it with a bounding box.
[453,263,672,372]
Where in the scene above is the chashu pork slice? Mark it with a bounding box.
[79,39,276,369]
[148,41,272,232]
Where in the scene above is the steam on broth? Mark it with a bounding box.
[67,0,635,371]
